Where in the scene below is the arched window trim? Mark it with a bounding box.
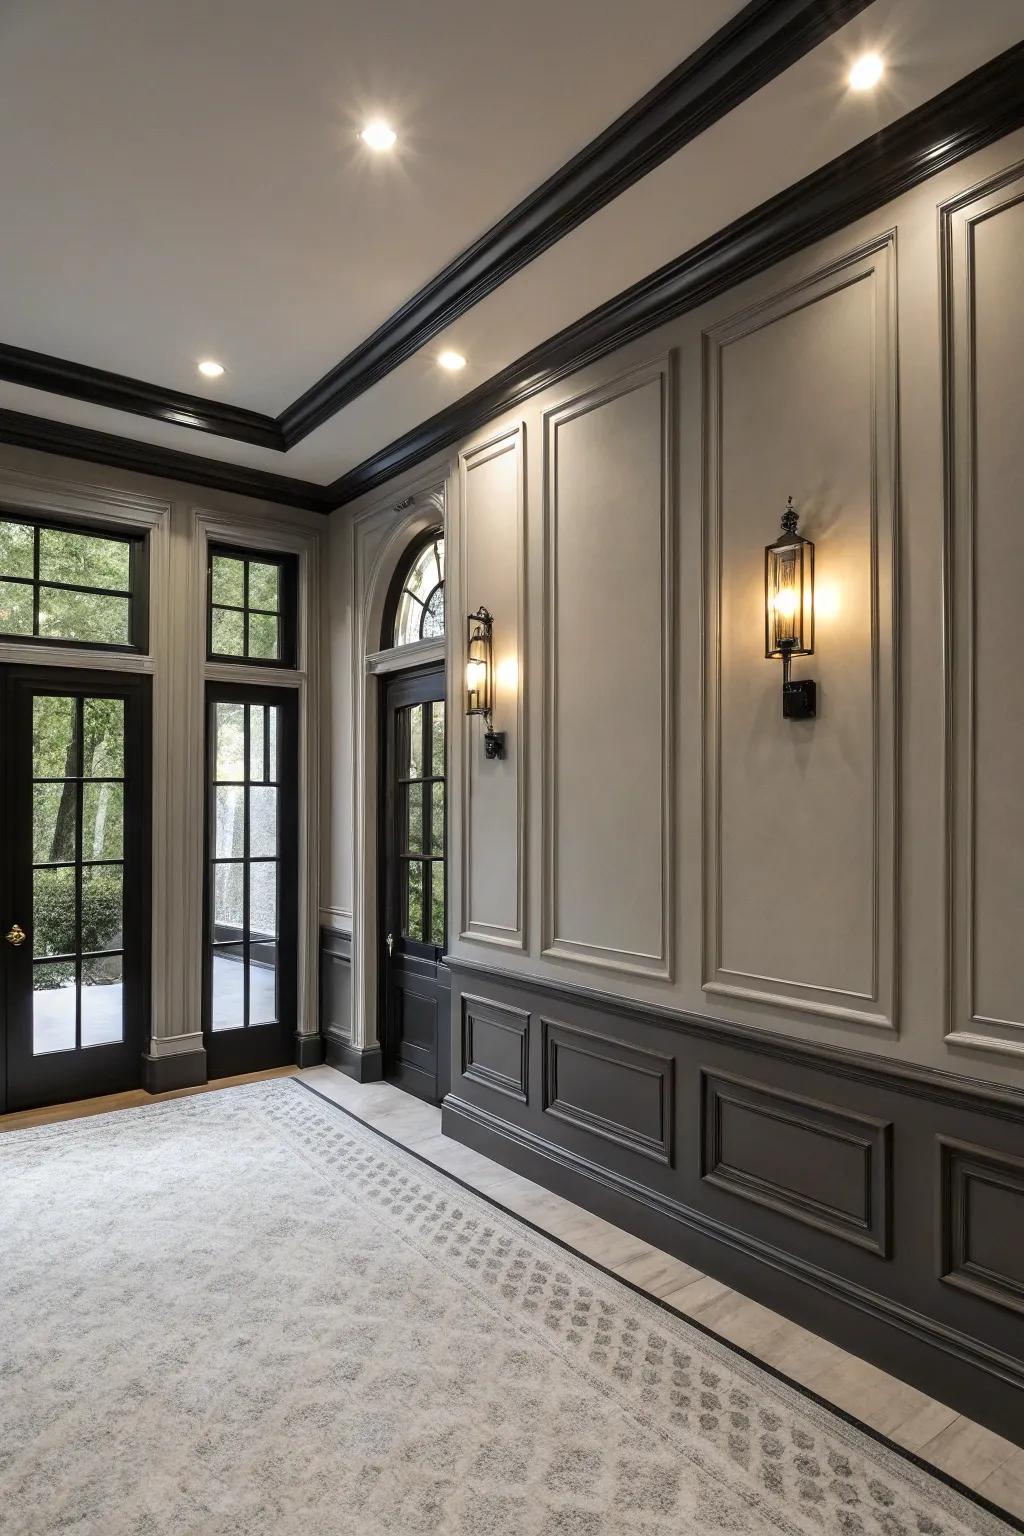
[381,526,445,651]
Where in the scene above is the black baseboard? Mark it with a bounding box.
[141,1047,207,1094]
[294,1032,326,1068]
[323,1032,383,1083]
[443,960,1024,1445]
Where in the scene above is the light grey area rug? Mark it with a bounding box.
[0,1080,1016,1535]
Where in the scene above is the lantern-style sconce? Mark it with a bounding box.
[765,497,816,720]
[466,606,505,759]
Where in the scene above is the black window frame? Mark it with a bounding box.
[0,510,149,654]
[206,543,298,669]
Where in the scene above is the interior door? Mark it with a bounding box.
[0,667,150,1112]
[203,682,298,1078]
[381,666,450,1104]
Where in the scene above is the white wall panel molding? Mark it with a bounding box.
[189,507,323,1042]
[458,425,527,950]
[541,358,674,979]
[348,477,451,1050]
[702,232,899,1030]
[942,159,1024,1058]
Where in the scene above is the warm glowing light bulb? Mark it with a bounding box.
[360,121,397,151]
[773,589,799,619]
[198,359,225,378]
[848,52,884,91]
[438,350,467,372]
[466,657,487,691]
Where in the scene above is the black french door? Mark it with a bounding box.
[0,667,150,1112]
[380,666,450,1104]
[202,682,298,1078]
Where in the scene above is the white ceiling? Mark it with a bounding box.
[1,0,1021,490]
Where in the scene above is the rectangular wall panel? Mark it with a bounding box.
[939,1137,1024,1317]
[701,1070,891,1255]
[543,360,673,976]
[459,427,526,948]
[543,1018,673,1165]
[702,236,897,1028]
[943,165,1024,1054]
[461,993,529,1102]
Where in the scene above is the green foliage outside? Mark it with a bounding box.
[31,693,125,988]
[0,519,131,644]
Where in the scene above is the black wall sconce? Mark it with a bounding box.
[765,497,816,720]
[466,606,505,759]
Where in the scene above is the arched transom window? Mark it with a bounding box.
[392,530,445,647]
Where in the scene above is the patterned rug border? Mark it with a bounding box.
[293,1076,1024,1535]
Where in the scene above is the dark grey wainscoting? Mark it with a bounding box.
[440,958,1024,1443]
[318,926,383,1083]
[141,1047,207,1094]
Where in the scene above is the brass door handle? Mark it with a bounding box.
[5,923,26,947]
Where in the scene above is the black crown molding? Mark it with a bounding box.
[5,43,1024,512]
[0,341,284,450]
[277,0,875,444]
[0,0,872,458]
[0,407,330,513]
[326,41,1024,507]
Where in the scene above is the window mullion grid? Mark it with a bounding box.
[242,560,251,661]
[31,525,40,637]
[421,707,431,945]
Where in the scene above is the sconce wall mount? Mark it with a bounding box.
[765,498,816,721]
[466,605,506,759]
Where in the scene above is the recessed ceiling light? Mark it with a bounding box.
[198,359,225,379]
[438,350,467,371]
[360,121,397,151]
[848,52,884,91]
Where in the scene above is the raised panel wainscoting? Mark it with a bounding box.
[441,959,1024,1444]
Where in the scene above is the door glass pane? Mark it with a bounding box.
[34,866,76,957]
[430,782,444,856]
[267,706,278,782]
[33,782,76,864]
[33,961,76,1055]
[0,517,34,577]
[214,862,244,935]
[83,697,124,777]
[0,579,33,634]
[211,944,245,1031]
[431,702,445,776]
[33,695,78,777]
[82,864,123,952]
[407,705,423,777]
[81,955,123,1046]
[215,703,246,781]
[404,861,424,940]
[248,705,265,781]
[83,781,123,861]
[249,787,277,858]
[249,942,277,1024]
[249,862,277,941]
[215,786,244,858]
[406,784,423,854]
[430,862,446,947]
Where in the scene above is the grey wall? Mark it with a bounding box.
[328,126,1024,1093]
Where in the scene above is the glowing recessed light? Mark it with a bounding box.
[198,359,225,379]
[360,121,397,151]
[848,52,884,91]
[438,349,467,371]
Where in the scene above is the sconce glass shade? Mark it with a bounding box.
[465,608,493,717]
[765,499,814,658]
